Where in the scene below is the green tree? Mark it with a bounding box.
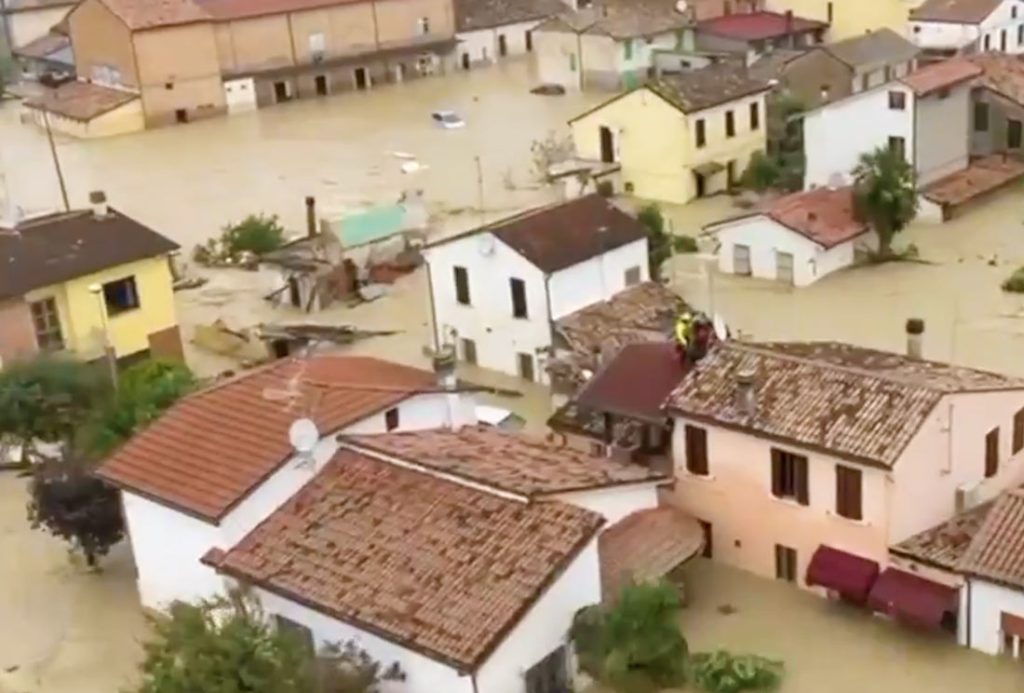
[691,650,783,693]
[134,589,403,693]
[852,146,917,258]
[638,204,671,282]
[222,213,286,256]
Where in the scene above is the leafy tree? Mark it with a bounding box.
[638,204,671,281]
[26,453,124,567]
[691,650,784,693]
[742,95,805,193]
[224,213,286,255]
[134,589,403,693]
[741,151,781,192]
[1004,266,1024,293]
[530,130,574,182]
[852,146,917,258]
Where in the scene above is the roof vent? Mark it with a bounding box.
[735,366,757,417]
[906,318,925,359]
[807,211,817,222]
[89,190,108,220]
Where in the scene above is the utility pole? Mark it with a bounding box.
[42,110,70,212]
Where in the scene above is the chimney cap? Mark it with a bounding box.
[88,191,107,204]
[736,365,757,385]
[906,318,925,335]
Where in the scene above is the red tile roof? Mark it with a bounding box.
[206,450,604,669]
[891,501,993,570]
[696,11,827,41]
[96,356,441,522]
[197,0,360,20]
[343,426,668,497]
[576,342,688,422]
[900,57,981,96]
[96,0,211,30]
[910,0,1002,24]
[23,81,139,122]
[958,488,1024,589]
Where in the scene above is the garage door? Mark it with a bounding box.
[776,251,794,284]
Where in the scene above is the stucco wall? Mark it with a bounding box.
[968,578,1024,655]
[375,0,454,46]
[554,483,660,524]
[456,20,539,66]
[217,15,294,74]
[803,83,914,189]
[687,93,768,200]
[667,416,891,584]
[533,27,581,90]
[970,89,1024,157]
[546,239,649,319]
[910,0,1024,53]
[69,0,138,87]
[0,298,39,367]
[766,0,921,40]
[914,85,971,185]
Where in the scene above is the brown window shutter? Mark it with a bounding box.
[686,426,708,475]
[796,456,810,505]
[835,467,847,517]
[1014,410,1024,454]
[837,466,862,520]
[986,428,1000,478]
[771,449,783,497]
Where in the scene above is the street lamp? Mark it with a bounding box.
[88,283,118,390]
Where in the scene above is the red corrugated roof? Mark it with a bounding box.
[696,11,827,41]
[96,356,439,522]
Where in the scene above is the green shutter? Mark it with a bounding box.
[624,39,633,60]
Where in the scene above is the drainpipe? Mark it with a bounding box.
[965,578,972,648]
[575,30,584,91]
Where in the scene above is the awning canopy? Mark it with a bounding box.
[868,568,959,631]
[805,545,880,604]
[692,161,725,177]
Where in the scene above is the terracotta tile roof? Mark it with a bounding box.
[12,32,70,60]
[967,53,1024,106]
[910,0,1001,24]
[343,425,668,497]
[95,0,211,29]
[647,63,771,113]
[96,356,441,521]
[958,489,1024,589]
[2,0,74,12]
[454,0,564,32]
[0,208,178,299]
[921,154,1024,207]
[696,11,827,41]
[825,28,919,71]
[576,342,688,422]
[429,195,647,273]
[536,0,691,40]
[197,0,363,20]
[23,81,139,121]
[666,341,1024,468]
[600,506,703,599]
[891,502,993,570]
[710,186,867,249]
[900,57,981,96]
[206,451,604,669]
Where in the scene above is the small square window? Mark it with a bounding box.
[624,266,641,286]
[29,297,64,351]
[385,407,400,431]
[102,276,140,315]
[888,91,906,110]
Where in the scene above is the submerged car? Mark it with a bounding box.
[431,110,465,129]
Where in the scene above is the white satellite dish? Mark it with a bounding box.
[288,418,320,455]
[713,314,729,341]
[675,0,688,12]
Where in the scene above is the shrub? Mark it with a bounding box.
[741,151,781,192]
[673,235,699,253]
[691,650,784,693]
[1004,267,1024,293]
[222,214,286,256]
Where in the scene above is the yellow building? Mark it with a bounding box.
[0,193,182,369]
[570,64,771,205]
[765,0,924,40]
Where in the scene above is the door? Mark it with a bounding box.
[517,352,535,381]
[354,67,368,90]
[461,53,470,70]
[288,277,301,307]
[498,34,508,57]
[694,171,706,198]
[314,75,328,96]
[776,251,794,284]
[774,545,798,582]
[699,520,713,558]
[273,81,289,102]
[525,30,533,51]
[726,160,736,188]
[174,109,188,123]
[524,646,568,693]
[599,126,615,163]
[461,337,477,365]
[733,244,751,275]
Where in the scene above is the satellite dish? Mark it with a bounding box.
[478,234,495,256]
[675,0,688,12]
[288,418,319,455]
[713,314,729,341]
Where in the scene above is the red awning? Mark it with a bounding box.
[805,545,880,603]
[868,568,959,630]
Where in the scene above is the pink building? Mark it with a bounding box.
[663,332,1024,627]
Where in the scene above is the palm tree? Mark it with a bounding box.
[852,145,917,258]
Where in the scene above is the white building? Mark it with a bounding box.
[705,186,874,287]
[423,194,649,384]
[96,354,480,610]
[803,57,982,190]
[199,426,698,693]
[453,0,565,69]
[909,0,1024,58]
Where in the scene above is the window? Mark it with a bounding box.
[986,427,1000,478]
[624,265,641,286]
[984,34,992,51]
[695,118,706,148]
[1019,23,1024,45]
[888,91,906,110]
[835,465,863,520]
[774,544,798,582]
[525,646,568,693]
[771,448,809,505]
[725,110,735,138]
[861,73,870,91]
[888,136,906,159]
[623,39,633,61]
[975,101,990,132]
[1009,119,1023,149]
[517,352,535,381]
[509,277,528,318]
[29,297,63,351]
[699,520,713,558]
[385,407,400,431]
[1014,407,1024,454]
[884,65,892,81]
[1015,5,1019,18]
[165,81,174,90]
[460,337,477,365]
[417,16,430,34]
[749,101,760,130]
[1002,29,1008,52]
[453,266,470,305]
[274,615,314,653]
[308,32,325,60]
[102,276,139,315]
[733,244,751,275]
[684,425,708,475]
[1001,612,1024,660]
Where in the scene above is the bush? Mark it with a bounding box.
[673,235,699,253]
[741,151,781,192]
[222,214,286,256]
[1003,267,1024,293]
[691,651,784,693]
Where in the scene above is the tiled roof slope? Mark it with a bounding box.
[649,64,770,113]
[696,11,826,41]
[666,341,1024,468]
[825,28,919,71]
[968,53,1024,106]
[910,0,1002,23]
[344,426,668,496]
[900,57,981,96]
[891,501,993,570]
[576,341,688,421]
[454,0,564,32]
[96,356,438,521]
[207,451,604,669]
[98,0,211,29]
[958,489,1024,588]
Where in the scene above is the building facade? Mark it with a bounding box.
[764,0,924,40]
[909,0,1024,59]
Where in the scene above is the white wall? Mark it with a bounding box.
[910,0,1024,54]
[474,539,602,693]
[615,31,681,75]
[803,84,914,189]
[968,578,1024,655]
[555,483,661,524]
[457,20,540,65]
[914,84,971,185]
[547,239,649,319]
[534,27,582,91]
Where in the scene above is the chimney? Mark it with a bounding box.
[735,366,757,417]
[89,191,109,219]
[432,344,463,430]
[785,9,793,42]
[906,318,925,359]
[305,196,317,238]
